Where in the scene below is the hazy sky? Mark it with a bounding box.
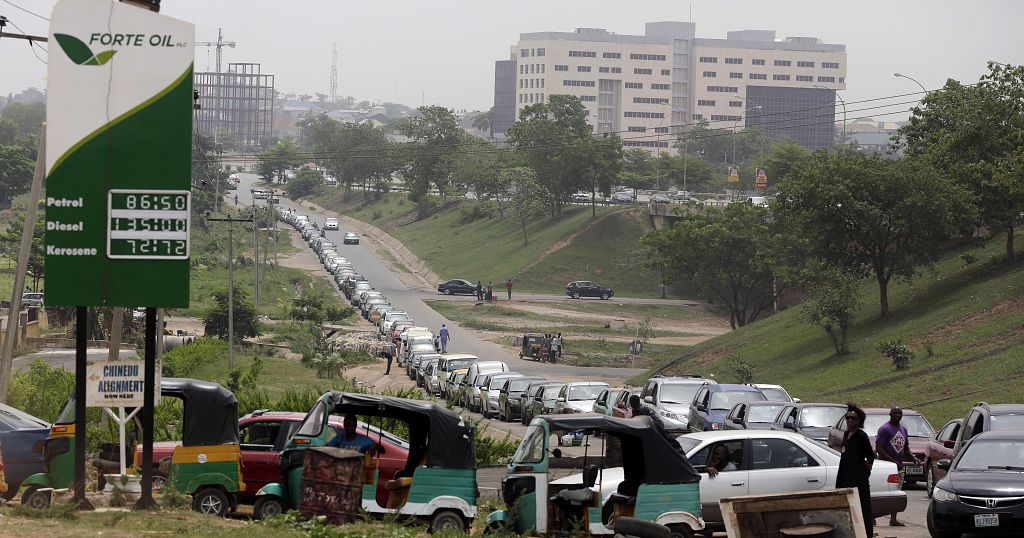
[3,0,1022,120]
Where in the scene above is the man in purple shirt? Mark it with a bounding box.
[875,406,920,527]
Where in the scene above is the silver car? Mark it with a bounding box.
[479,372,523,419]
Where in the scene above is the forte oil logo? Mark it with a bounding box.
[54,32,186,65]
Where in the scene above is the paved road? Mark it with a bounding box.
[422,291,703,307]
[236,174,642,385]
[14,348,139,373]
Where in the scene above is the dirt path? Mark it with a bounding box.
[501,300,731,337]
[517,208,631,274]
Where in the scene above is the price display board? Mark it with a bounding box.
[107,190,191,259]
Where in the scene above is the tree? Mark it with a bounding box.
[761,138,812,187]
[775,150,974,317]
[471,108,493,134]
[286,167,324,199]
[256,138,302,182]
[202,287,261,343]
[0,145,34,207]
[397,106,464,203]
[503,167,549,245]
[801,269,862,355]
[0,101,45,138]
[0,201,45,290]
[656,153,714,193]
[0,118,17,145]
[643,203,797,329]
[620,148,657,194]
[898,63,1024,260]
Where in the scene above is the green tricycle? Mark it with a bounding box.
[19,378,244,516]
[254,391,478,532]
[486,415,705,537]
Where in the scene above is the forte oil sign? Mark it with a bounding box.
[45,0,194,307]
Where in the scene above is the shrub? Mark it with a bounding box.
[877,339,914,370]
[162,337,225,378]
[727,354,754,384]
[8,359,75,422]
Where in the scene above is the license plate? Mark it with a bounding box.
[975,514,999,527]
[905,465,923,475]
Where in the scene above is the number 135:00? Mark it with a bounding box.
[109,218,187,232]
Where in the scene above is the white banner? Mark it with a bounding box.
[86,359,160,407]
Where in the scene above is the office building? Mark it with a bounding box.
[194,63,275,151]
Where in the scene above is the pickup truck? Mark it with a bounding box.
[137,410,409,506]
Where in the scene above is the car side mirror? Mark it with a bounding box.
[644,396,654,404]
[943,440,955,449]
[552,448,562,459]
[937,459,952,471]
[792,397,801,403]
[696,404,706,412]
[557,397,566,403]
[785,422,797,431]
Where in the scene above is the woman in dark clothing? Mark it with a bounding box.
[837,403,874,537]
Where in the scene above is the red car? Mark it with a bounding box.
[826,407,934,484]
[137,410,409,506]
[924,418,961,496]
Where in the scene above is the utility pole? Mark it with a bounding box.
[207,214,253,370]
[251,199,259,309]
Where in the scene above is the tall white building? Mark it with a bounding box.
[493,24,847,151]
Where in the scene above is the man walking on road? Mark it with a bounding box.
[380,347,394,375]
[506,278,513,300]
[875,406,919,528]
[553,332,563,358]
[439,324,450,353]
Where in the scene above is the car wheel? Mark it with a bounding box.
[927,506,960,538]
[571,292,580,299]
[253,496,285,520]
[21,486,50,510]
[600,292,610,300]
[613,516,670,538]
[667,524,695,538]
[444,289,453,295]
[926,463,935,497]
[192,487,229,517]
[430,510,466,533]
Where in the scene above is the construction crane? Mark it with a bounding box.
[195,28,235,74]
[195,28,236,144]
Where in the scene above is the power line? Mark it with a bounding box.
[1,0,48,21]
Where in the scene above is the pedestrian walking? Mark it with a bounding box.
[553,332,563,358]
[439,324,450,354]
[837,403,874,538]
[486,281,493,302]
[875,406,919,528]
[234,194,239,206]
[476,281,484,301]
[380,347,394,375]
[505,278,513,300]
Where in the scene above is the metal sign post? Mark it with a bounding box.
[45,0,194,509]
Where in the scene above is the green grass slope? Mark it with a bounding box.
[638,235,1024,426]
[308,190,678,297]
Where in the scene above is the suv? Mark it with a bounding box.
[688,384,767,432]
[324,218,339,230]
[953,402,1024,455]
[772,403,848,444]
[826,407,934,483]
[564,281,614,300]
[21,292,44,307]
[639,375,715,431]
[554,381,610,414]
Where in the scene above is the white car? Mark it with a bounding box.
[554,430,907,527]
[324,218,339,230]
[554,381,610,414]
[571,192,590,203]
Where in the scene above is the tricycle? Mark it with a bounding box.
[519,334,548,361]
[486,414,705,537]
[254,391,478,532]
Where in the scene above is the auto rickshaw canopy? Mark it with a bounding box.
[323,392,476,469]
[539,414,701,485]
[161,378,239,447]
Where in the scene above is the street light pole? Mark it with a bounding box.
[814,84,847,144]
[732,105,762,173]
[734,95,766,175]
[894,72,928,95]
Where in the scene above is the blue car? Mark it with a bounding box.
[0,403,50,500]
[687,384,766,432]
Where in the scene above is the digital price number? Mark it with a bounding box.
[107,189,191,260]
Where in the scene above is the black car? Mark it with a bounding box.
[953,402,1024,455]
[769,402,848,443]
[564,280,614,300]
[928,431,1024,537]
[437,279,477,296]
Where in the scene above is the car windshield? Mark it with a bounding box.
[544,385,567,399]
[490,376,516,389]
[569,384,607,401]
[678,437,702,454]
[659,383,703,404]
[710,390,766,410]
[748,404,786,423]
[990,414,1024,431]
[956,440,1024,471]
[446,359,477,370]
[798,406,846,428]
[0,407,47,428]
[509,379,536,391]
[512,425,546,464]
[759,388,791,402]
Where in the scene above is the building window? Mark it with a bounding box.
[749,73,767,80]
[823,62,840,69]
[599,66,610,73]
[699,56,718,63]
[692,113,704,120]
[654,127,670,133]
[774,60,792,67]
[555,64,568,71]
[710,114,741,121]
[520,49,529,58]
[611,67,622,73]
[529,79,534,88]
[519,80,523,89]
[634,97,669,104]
[622,141,669,148]
[661,69,671,76]
[839,77,845,83]
[752,59,766,65]
[625,82,643,89]
[580,95,596,101]
[529,64,535,74]
[537,48,545,57]
[541,64,545,73]
[562,80,596,87]
[797,61,815,68]
[630,53,667,61]
[730,72,743,79]
[773,74,790,81]
[518,94,522,103]
[623,111,665,118]
[627,126,647,132]
[569,50,597,58]
[651,83,670,90]
[541,79,545,88]
[725,57,743,64]
[703,71,717,78]
[729,100,742,107]
[796,75,813,82]
[634,68,653,75]
[706,85,739,93]
[817,76,836,83]
[519,65,524,74]
[603,52,621,59]
[578,65,591,72]
[697,99,715,106]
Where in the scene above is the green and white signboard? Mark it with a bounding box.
[45,0,194,307]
